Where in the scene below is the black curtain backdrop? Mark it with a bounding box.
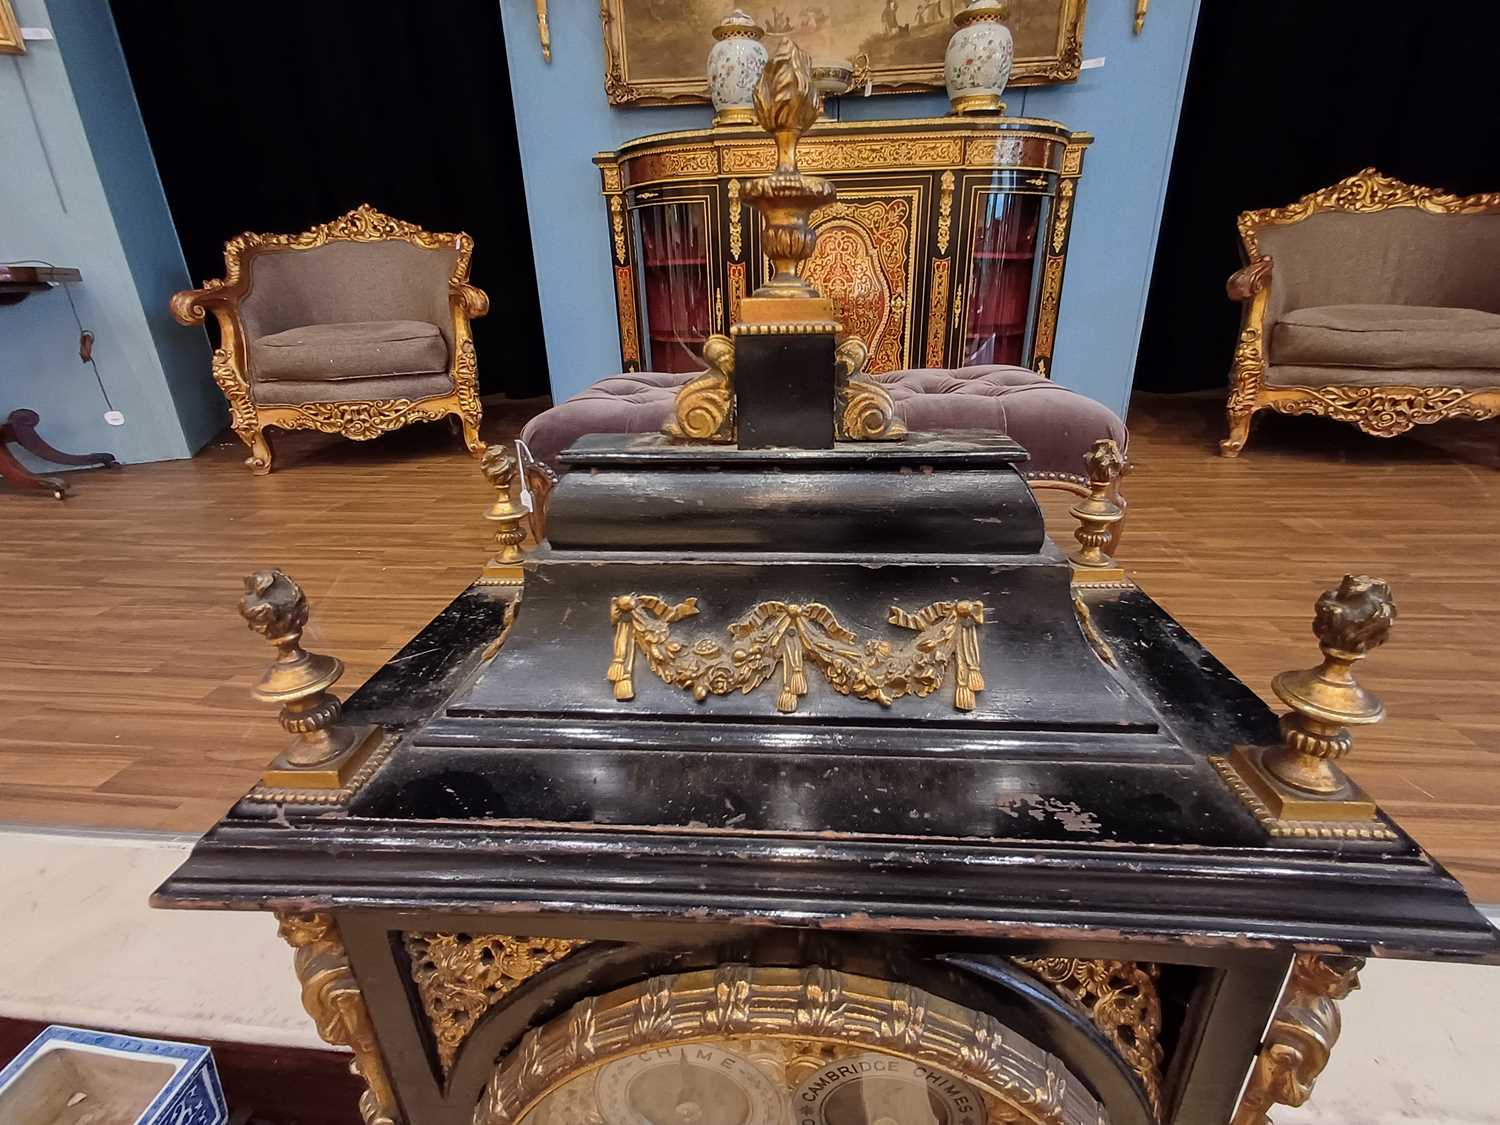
[1135,2,1500,395]
[110,0,547,398]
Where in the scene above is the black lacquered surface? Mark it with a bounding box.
[156,438,1500,963]
[560,430,1031,466]
[545,466,1046,553]
[735,332,836,449]
[450,558,1151,727]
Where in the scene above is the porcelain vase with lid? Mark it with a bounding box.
[708,10,768,126]
[945,0,1014,115]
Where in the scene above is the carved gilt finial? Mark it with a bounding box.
[1211,576,1397,837]
[480,444,528,585]
[744,40,836,299]
[1263,575,1395,795]
[1068,439,1126,578]
[240,569,362,769]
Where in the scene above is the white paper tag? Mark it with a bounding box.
[514,438,534,511]
[20,26,55,41]
[1081,56,1105,70]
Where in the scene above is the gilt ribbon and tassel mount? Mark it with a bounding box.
[607,594,986,714]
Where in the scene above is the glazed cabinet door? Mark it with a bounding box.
[627,183,722,374]
[950,172,1053,372]
[745,174,931,375]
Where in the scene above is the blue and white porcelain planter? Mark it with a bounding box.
[945,0,1014,114]
[0,1025,228,1125]
[708,10,768,127]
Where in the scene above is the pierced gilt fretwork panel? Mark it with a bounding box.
[1014,957,1166,1119]
[403,933,589,1075]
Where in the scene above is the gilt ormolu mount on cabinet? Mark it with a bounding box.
[157,42,1497,1125]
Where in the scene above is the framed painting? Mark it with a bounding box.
[600,0,1086,106]
[0,0,25,56]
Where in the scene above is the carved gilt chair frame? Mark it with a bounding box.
[1221,168,1500,456]
[171,204,489,474]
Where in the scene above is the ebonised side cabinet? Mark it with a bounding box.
[595,116,1091,378]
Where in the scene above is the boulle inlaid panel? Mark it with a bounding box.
[804,188,922,373]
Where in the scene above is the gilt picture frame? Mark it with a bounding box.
[0,0,25,56]
[600,0,1086,106]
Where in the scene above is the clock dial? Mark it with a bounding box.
[793,1052,987,1125]
[594,1043,785,1125]
[494,969,1102,1125]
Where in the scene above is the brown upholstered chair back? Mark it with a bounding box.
[238,239,460,367]
[1257,209,1500,317]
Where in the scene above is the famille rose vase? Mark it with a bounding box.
[945,0,1014,114]
[708,10,768,126]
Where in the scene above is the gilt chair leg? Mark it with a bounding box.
[242,428,274,475]
[459,412,485,456]
[1221,407,1254,457]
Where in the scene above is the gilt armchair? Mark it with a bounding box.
[1222,168,1500,455]
[171,205,488,473]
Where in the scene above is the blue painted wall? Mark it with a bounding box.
[497,1,1199,418]
[0,0,217,469]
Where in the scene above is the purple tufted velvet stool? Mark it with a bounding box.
[521,365,1125,479]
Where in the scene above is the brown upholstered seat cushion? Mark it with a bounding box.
[1271,304,1500,370]
[519,365,1127,482]
[250,319,448,383]
[251,371,455,407]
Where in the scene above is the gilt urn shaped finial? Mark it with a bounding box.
[743,40,836,298]
[239,569,359,768]
[1263,575,1395,795]
[1068,439,1126,578]
[480,443,529,586]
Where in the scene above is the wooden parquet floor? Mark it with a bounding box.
[2,393,1497,901]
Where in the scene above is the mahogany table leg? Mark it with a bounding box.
[5,409,118,469]
[0,439,68,500]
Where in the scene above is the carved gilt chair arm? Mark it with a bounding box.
[1226,256,1273,302]
[169,283,245,327]
[452,282,491,319]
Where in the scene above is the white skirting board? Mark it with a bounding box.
[1,825,1497,1122]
